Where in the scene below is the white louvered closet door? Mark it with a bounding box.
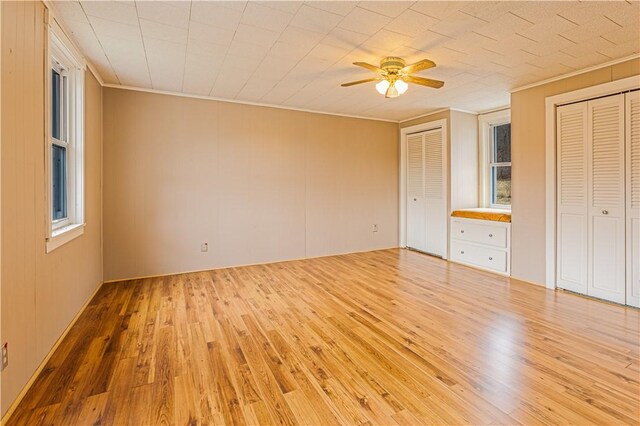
[587,94,626,304]
[626,91,640,308]
[423,128,446,258]
[556,102,589,294]
[406,133,427,252]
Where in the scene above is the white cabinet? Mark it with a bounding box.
[450,219,508,248]
[450,217,511,275]
[556,92,639,307]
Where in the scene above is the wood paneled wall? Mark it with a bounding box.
[103,89,399,282]
[1,1,103,416]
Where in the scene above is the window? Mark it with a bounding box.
[479,109,511,209]
[51,65,68,224]
[46,27,85,252]
[490,123,511,206]
[51,144,67,220]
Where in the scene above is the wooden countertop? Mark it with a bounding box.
[451,208,511,223]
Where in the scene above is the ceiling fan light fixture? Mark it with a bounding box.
[394,79,408,95]
[376,79,390,94]
[341,57,443,97]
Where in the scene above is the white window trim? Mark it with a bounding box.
[479,109,511,210]
[45,23,85,253]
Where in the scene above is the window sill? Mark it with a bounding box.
[489,206,512,212]
[46,223,85,253]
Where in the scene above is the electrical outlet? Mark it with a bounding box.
[2,342,8,371]
[201,242,208,252]
[372,224,378,233]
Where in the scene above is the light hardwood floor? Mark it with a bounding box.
[6,249,640,425]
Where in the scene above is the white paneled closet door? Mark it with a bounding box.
[556,102,589,294]
[406,128,446,257]
[407,133,427,252]
[587,94,626,304]
[423,128,446,258]
[626,91,640,308]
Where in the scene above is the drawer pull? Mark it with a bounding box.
[460,230,465,234]
[460,251,465,254]
[489,257,493,261]
[489,234,493,237]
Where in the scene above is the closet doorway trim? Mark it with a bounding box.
[399,118,448,250]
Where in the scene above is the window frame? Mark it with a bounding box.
[479,109,511,210]
[46,25,85,253]
[51,62,70,229]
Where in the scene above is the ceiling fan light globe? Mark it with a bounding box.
[394,80,408,94]
[386,84,399,98]
[375,79,390,94]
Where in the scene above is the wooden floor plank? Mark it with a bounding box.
[5,249,640,425]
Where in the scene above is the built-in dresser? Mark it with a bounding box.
[449,208,511,276]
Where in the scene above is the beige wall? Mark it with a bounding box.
[1,1,103,416]
[103,89,399,281]
[449,110,479,211]
[511,58,640,285]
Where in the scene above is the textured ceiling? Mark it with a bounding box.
[52,1,640,121]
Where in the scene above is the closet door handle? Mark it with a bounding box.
[489,234,493,237]
[460,230,465,234]
[413,198,417,201]
[489,257,493,261]
[602,210,608,215]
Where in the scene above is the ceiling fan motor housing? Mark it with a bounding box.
[380,57,406,73]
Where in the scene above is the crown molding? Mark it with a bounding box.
[477,105,510,115]
[449,107,479,115]
[85,61,105,86]
[398,108,450,124]
[510,53,640,93]
[399,106,485,124]
[102,84,399,123]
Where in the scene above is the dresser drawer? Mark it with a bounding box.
[450,241,508,273]
[451,219,508,248]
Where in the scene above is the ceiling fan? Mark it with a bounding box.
[341,57,444,98]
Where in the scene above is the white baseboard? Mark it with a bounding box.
[103,246,401,284]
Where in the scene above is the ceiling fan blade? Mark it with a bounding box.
[385,84,399,98]
[341,77,380,87]
[403,75,444,89]
[400,59,436,74]
[353,62,383,73]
